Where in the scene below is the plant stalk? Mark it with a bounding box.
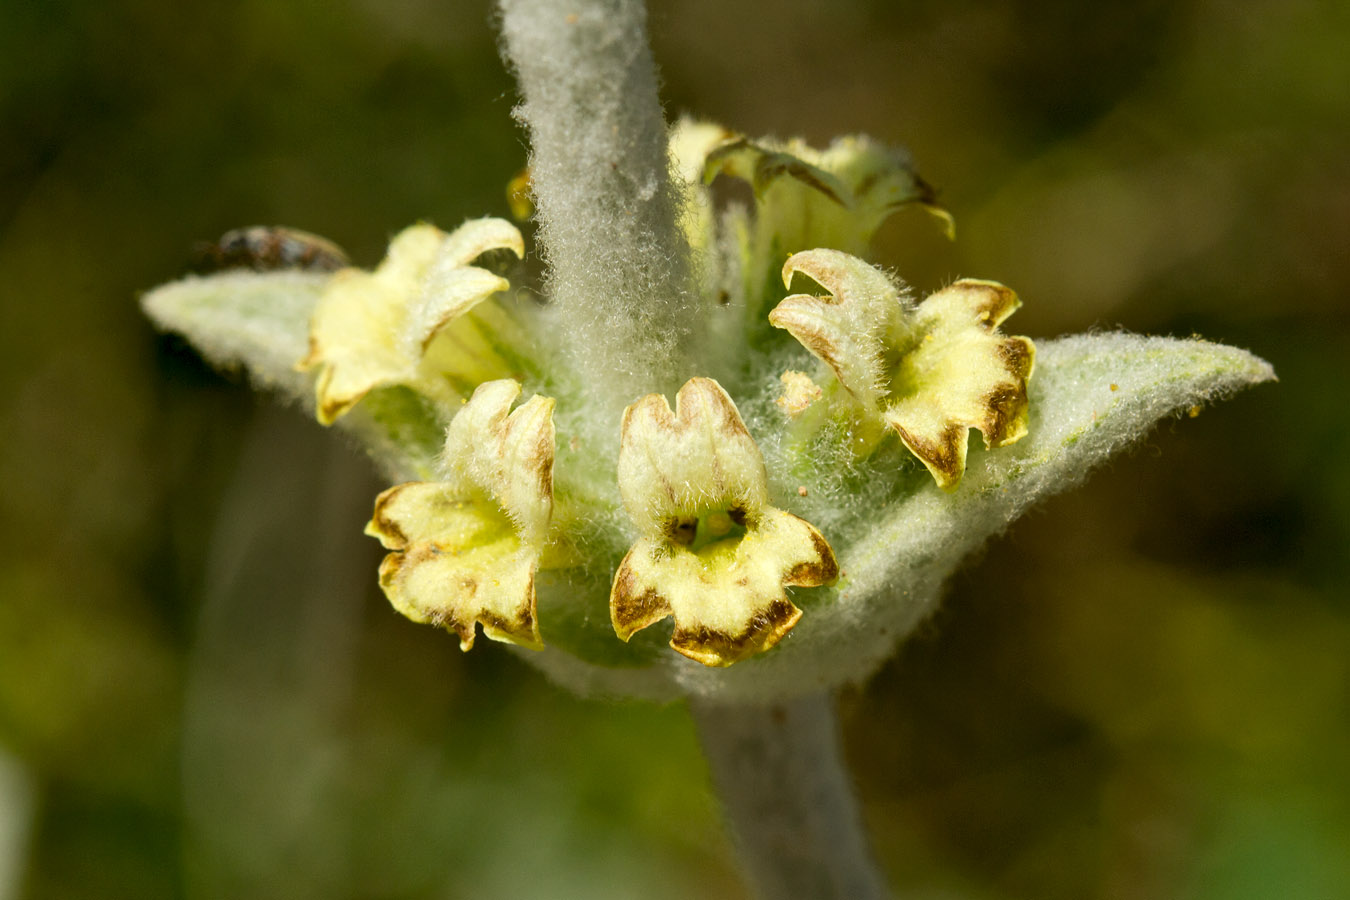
[496,5,886,890]
[690,693,891,900]
[496,0,699,414]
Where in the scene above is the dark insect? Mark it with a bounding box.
[193,226,349,273]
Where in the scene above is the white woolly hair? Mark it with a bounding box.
[498,0,706,428]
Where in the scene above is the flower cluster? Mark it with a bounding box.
[274,125,1034,667]
[142,116,1270,693]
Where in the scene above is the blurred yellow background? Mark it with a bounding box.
[1,0,1345,897]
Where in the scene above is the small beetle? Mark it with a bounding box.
[193,226,349,273]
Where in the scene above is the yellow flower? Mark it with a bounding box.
[365,379,555,650]
[298,218,525,424]
[771,249,1035,489]
[610,377,838,667]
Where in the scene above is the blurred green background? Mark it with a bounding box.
[1,0,1346,897]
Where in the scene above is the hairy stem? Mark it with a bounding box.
[691,693,890,900]
[497,0,699,417]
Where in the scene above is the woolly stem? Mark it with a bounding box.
[497,0,699,417]
[690,693,891,900]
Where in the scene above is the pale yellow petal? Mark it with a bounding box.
[365,481,511,550]
[884,279,1035,488]
[772,248,910,416]
[494,394,556,546]
[616,377,768,537]
[441,380,555,542]
[299,223,450,423]
[366,481,541,650]
[301,268,411,424]
[403,267,511,355]
[403,218,524,353]
[442,379,556,546]
[381,546,539,650]
[376,223,448,285]
[435,216,525,270]
[609,509,836,667]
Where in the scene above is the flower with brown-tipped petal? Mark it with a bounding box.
[771,248,1035,489]
[366,379,555,650]
[609,377,838,667]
